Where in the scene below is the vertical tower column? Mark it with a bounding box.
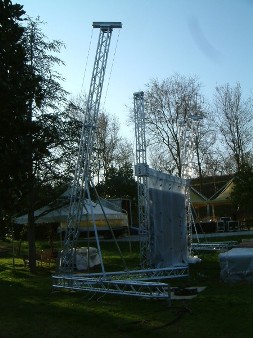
[134,91,150,268]
[59,22,122,273]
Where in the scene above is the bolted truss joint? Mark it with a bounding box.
[135,163,149,177]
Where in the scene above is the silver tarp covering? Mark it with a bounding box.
[219,248,253,282]
[148,168,188,268]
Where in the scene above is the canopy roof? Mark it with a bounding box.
[190,187,208,207]
[209,179,234,205]
[15,188,127,224]
[190,179,235,207]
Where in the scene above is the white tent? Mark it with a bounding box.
[15,188,128,233]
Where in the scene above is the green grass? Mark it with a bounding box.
[1,238,253,338]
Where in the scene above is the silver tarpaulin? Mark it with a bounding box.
[148,168,188,268]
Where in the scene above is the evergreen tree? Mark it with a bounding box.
[231,162,253,216]
[95,162,137,200]
[0,2,74,271]
[0,0,42,218]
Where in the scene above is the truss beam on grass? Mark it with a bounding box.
[192,241,237,252]
[53,265,188,283]
[52,265,188,299]
[52,277,171,299]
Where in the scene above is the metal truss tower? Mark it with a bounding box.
[178,102,203,256]
[58,22,122,273]
[181,123,195,256]
[53,25,188,300]
[133,91,150,268]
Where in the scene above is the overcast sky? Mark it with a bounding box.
[17,0,253,140]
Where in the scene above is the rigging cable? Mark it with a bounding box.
[81,27,94,94]
[102,28,121,111]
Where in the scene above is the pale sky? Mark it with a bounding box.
[16,0,253,139]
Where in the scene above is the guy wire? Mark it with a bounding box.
[102,28,121,110]
[81,27,94,94]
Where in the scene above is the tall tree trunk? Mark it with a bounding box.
[27,96,36,273]
[196,141,203,192]
[27,190,36,273]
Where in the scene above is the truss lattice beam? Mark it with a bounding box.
[53,278,170,299]
[52,265,189,298]
[192,241,237,252]
[53,265,188,282]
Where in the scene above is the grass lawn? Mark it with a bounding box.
[1,237,253,338]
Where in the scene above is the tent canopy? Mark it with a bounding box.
[190,187,208,207]
[15,200,127,224]
[14,187,128,228]
[209,179,234,205]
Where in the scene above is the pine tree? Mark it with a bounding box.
[0,1,41,216]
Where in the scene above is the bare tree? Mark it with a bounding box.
[66,96,133,184]
[213,83,253,171]
[191,115,216,187]
[144,74,206,177]
[93,112,133,182]
[94,112,120,182]
[113,139,134,170]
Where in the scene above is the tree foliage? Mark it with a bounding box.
[0,3,80,271]
[95,162,137,200]
[23,16,66,112]
[93,112,133,183]
[66,95,134,184]
[131,76,253,183]
[22,16,72,188]
[214,83,253,171]
[231,162,253,213]
[21,16,81,271]
[0,0,42,216]
[143,74,207,177]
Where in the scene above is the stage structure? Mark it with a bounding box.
[53,23,188,300]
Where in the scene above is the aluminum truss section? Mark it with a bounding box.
[52,265,189,299]
[58,22,122,274]
[53,277,170,300]
[134,91,150,268]
[178,117,195,257]
[177,100,203,258]
[192,241,237,252]
[53,265,188,283]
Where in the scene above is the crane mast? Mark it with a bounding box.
[59,22,122,273]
